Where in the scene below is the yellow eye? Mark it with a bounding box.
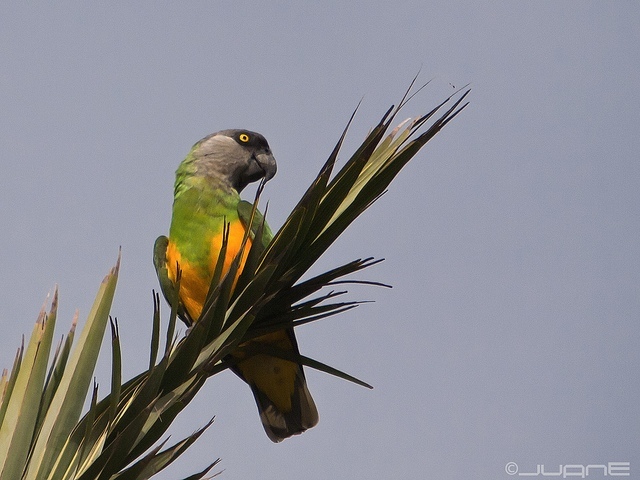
[239,133,250,143]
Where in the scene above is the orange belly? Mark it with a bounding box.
[166,221,298,414]
[166,221,252,320]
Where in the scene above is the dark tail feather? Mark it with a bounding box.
[249,368,318,442]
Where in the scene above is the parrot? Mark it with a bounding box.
[153,129,318,442]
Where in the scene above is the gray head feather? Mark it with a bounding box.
[192,129,277,192]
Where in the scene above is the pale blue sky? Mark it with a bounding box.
[1,2,638,479]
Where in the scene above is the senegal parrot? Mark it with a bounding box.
[153,129,318,442]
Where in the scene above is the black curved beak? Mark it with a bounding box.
[254,151,277,182]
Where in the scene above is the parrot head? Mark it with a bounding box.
[190,129,277,192]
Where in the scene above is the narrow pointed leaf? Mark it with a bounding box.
[0,291,57,480]
[24,259,119,480]
[0,345,23,428]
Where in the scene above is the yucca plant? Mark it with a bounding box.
[0,82,469,479]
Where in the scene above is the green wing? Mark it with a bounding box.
[153,235,193,326]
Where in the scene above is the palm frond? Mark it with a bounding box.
[199,85,470,383]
